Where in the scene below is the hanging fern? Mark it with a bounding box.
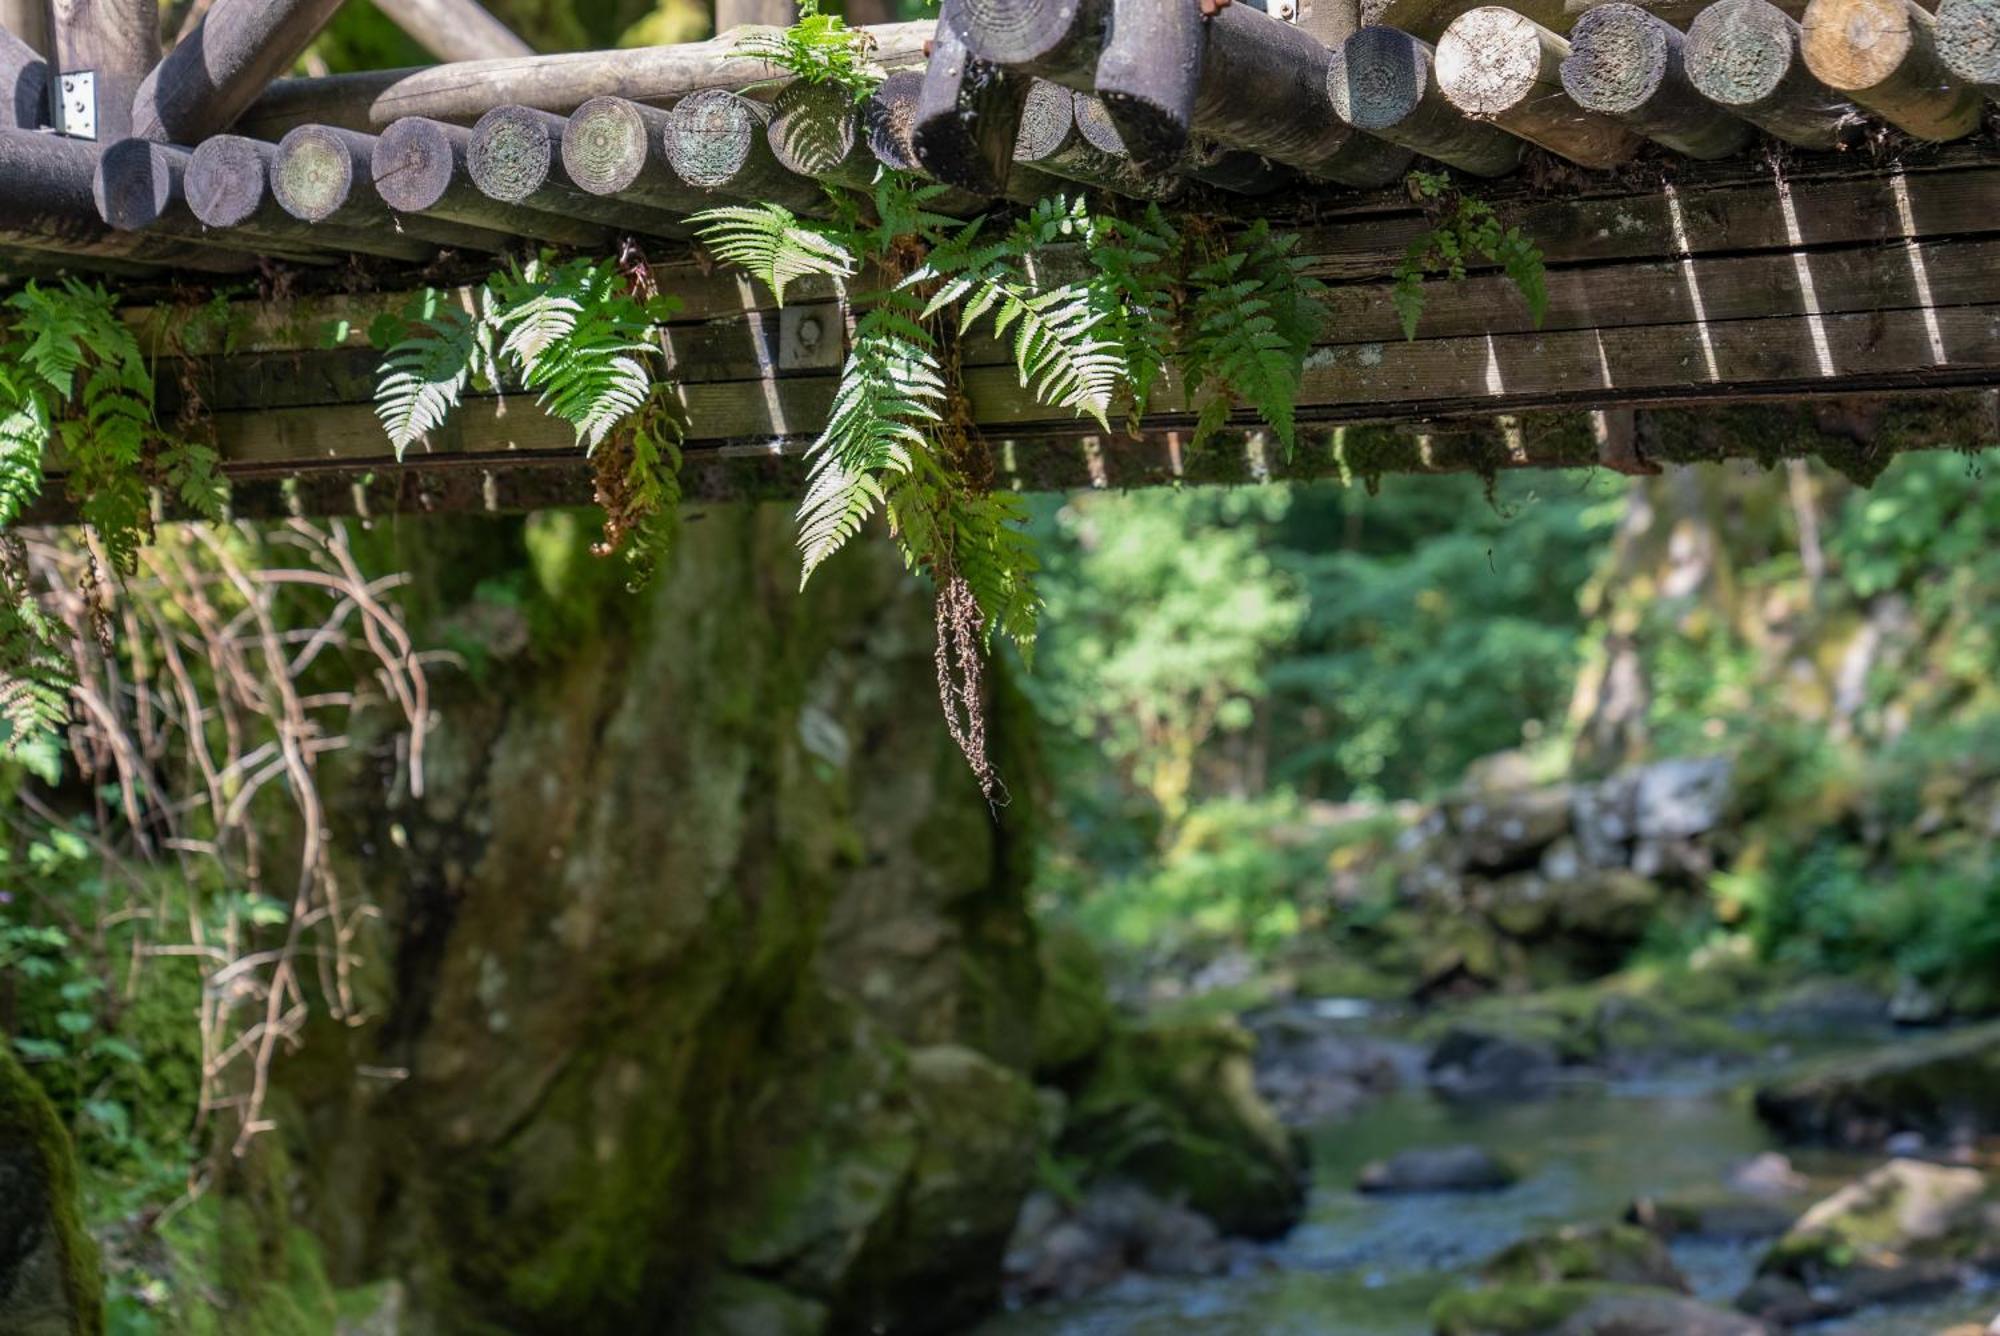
[374,294,493,459]
[1393,169,1547,341]
[691,204,856,307]
[727,0,884,100]
[1176,221,1323,455]
[0,540,68,760]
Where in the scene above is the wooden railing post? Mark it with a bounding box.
[47,0,156,140]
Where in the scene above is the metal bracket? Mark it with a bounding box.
[778,303,842,371]
[53,70,96,140]
[1243,0,1300,21]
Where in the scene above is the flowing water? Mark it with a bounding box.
[977,1078,2000,1336]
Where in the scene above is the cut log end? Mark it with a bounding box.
[187,135,269,229]
[768,80,866,180]
[468,104,555,203]
[93,139,181,232]
[1803,0,1920,89]
[864,70,926,171]
[1014,78,1078,162]
[1937,0,2000,85]
[1686,0,1809,106]
[371,115,458,213]
[955,0,1094,68]
[562,95,650,196]
[1330,24,1432,130]
[1436,6,1556,116]
[663,88,762,189]
[1560,3,1672,112]
[272,125,356,222]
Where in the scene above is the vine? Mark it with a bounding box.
[1392,169,1548,342]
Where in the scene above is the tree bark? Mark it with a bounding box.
[131,0,346,145]
[1800,0,1985,139]
[374,0,534,63]
[1685,0,1866,148]
[1329,25,1523,176]
[1560,3,1754,157]
[1435,5,1642,166]
[48,0,158,140]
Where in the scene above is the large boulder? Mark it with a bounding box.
[1428,1028,1560,1102]
[1738,1158,2000,1325]
[0,1048,101,1336]
[1358,1145,1517,1194]
[1754,1019,2000,1149]
[1479,1224,1686,1291]
[1060,1020,1305,1238]
[1032,926,1113,1079]
[1432,1283,1769,1335]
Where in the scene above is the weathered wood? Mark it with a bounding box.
[273,124,516,252]
[48,0,156,141]
[1801,0,1985,138]
[91,137,340,266]
[130,0,345,146]
[467,103,691,237]
[1093,0,1202,170]
[0,127,258,269]
[187,133,442,261]
[1560,4,1755,157]
[1937,0,2000,90]
[912,9,1055,198]
[372,117,617,249]
[718,0,799,27]
[1301,0,1364,46]
[662,88,831,212]
[374,0,534,63]
[1436,7,1643,166]
[0,22,46,129]
[767,79,878,189]
[1070,91,1285,194]
[0,3,49,59]
[1686,0,1866,148]
[862,69,992,210]
[1329,25,1524,175]
[1365,0,1573,40]
[236,21,937,138]
[561,96,718,219]
[1014,81,1174,197]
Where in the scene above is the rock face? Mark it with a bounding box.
[1059,1020,1305,1238]
[261,511,1048,1334]
[1738,1158,2000,1325]
[0,1048,101,1336]
[1358,1144,1517,1194]
[1754,1020,2000,1150]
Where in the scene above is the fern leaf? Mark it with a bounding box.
[692,205,855,307]
[374,306,482,458]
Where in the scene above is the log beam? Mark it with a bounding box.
[48,0,158,140]
[860,70,993,212]
[662,88,831,212]
[0,2,49,58]
[1685,0,1866,148]
[130,0,345,146]
[374,0,534,63]
[466,103,692,237]
[1800,0,1985,138]
[1070,91,1285,194]
[188,134,442,262]
[0,126,256,269]
[1560,3,1755,157]
[1436,6,1643,166]
[373,117,617,249]
[91,137,336,264]
[1329,25,1524,176]
[1093,0,1203,170]
[767,80,878,189]
[912,9,1052,198]
[1014,81,1173,197]
[236,20,936,138]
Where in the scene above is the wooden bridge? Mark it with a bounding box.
[2,0,1998,520]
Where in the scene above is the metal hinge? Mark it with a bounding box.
[53,70,96,140]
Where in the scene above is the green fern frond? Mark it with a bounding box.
[692,205,856,307]
[0,385,50,528]
[0,589,69,760]
[374,304,484,458]
[1177,222,1324,454]
[729,2,884,99]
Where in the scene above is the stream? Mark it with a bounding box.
[977,1076,2000,1335]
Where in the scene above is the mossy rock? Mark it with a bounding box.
[1754,1019,2000,1147]
[1032,926,1113,1079]
[1061,1021,1303,1238]
[0,1047,102,1335]
[1432,1282,1767,1335]
[1479,1224,1687,1292]
[1756,1158,1994,1279]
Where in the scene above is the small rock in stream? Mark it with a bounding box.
[1357,1144,1518,1194]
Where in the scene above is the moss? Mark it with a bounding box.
[1032,925,1114,1078]
[0,1047,103,1335]
[1429,1281,1629,1335]
[1479,1224,1685,1291]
